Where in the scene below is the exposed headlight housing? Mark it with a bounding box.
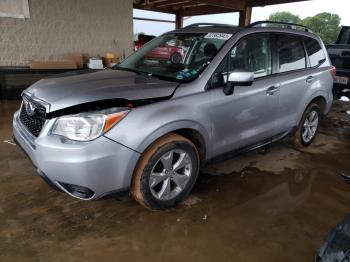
[51,108,129,141]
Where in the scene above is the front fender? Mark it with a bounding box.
[134,120,210,155]
[104,94,214,159]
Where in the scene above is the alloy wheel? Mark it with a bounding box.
[302,110,319,143]
[149,149,192,201]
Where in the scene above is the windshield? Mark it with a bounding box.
[117,32,232,82]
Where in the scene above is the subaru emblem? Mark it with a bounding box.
[24,99,36,116]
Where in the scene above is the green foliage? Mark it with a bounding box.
[302,13,341,44]
[268,11,342,44]
[269,12,301,24]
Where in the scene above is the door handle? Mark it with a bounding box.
[266,86,279,96]
[306,76,314,84]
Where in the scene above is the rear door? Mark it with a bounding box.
[273,33,310,133]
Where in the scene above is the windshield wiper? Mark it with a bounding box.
[114,66,152,77]
[115,66,184,83]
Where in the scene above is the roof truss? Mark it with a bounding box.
[133,0,309,15]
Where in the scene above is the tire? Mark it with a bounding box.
[170,52,182,64]
[290,103,321,148]
[131,133,200,209]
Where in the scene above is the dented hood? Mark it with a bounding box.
[26,69,179,112]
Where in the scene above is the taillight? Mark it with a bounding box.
[329,66,336,79]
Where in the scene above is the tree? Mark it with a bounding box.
[267,11,342,45]
[268,12,301,24]
[301,13,341,44]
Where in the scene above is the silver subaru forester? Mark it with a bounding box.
[13,22,334,209]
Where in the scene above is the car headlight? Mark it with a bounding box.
[51,108,129,141]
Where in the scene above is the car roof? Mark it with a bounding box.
[167,22,322,43]
[168,24,241,34]
[171,22,316,36]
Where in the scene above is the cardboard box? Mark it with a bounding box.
[88,58,104,69]
[30,60,77,70]
[69,53,84,69]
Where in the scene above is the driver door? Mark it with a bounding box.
[208,33,281,157]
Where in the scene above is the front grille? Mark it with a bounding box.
[19,99,46,137]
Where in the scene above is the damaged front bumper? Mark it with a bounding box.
[13,110,140,200]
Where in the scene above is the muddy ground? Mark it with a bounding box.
[0,99,349,262]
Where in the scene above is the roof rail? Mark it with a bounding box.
[248,21,312,32]
[184,23,236,29]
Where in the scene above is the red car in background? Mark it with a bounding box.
[145,45,185,64]
[134,34,155,51]
[134,34,185,64]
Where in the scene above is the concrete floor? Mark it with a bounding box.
[0,99,350,262]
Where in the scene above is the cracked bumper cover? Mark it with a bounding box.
[13,111,140,200]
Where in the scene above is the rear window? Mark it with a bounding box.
[278,34,306,73]
[304,38,326,67]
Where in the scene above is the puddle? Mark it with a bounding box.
[181,195,202,208]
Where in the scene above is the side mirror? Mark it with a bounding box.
[223,71,254,95]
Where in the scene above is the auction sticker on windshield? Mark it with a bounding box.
[204,33,232,40]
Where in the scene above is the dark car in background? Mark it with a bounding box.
[327,26,350,97]
[316,214,350,262]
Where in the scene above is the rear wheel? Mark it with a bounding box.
[290,103,321,148]
[131,133,199,209]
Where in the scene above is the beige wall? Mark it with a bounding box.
[0,0,30,18]
[0,0,134,66]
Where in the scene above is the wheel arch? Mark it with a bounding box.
[135,121,209,164]
[171,128,206,166]
[309,96,327,116]
[297,91,328,125]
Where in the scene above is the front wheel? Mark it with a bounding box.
[290,103,321,148]
[170,52,182,64]
[131,133,199,209]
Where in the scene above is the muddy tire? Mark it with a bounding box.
[289,103,321,148]
[131,133,199,209]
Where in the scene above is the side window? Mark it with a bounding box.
[304,38,326,67]
[278,35,306,73]
[229,34,272,78]
[210,34,272,88]
[192,39,223,64]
